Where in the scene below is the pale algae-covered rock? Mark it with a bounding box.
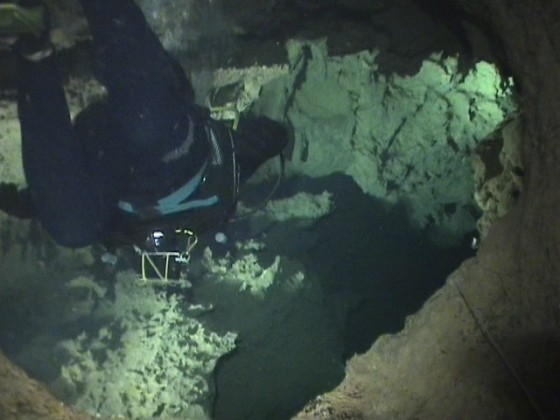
[234,190,335,243]
[202,246,283,297]
[205,64,289,117]
[254,39,516,244]
[137,0,232,54]
[0,101,25,187]
[200,192,332,298]
[472,117,523,238]
[52,271,236,419]
[262,191,334,222]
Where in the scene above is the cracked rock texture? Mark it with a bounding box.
[295,0,560,418]
[473,117,524,238]
[260,39,515,245]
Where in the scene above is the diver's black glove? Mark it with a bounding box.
[234,116,288,182]
[0,182,37,219]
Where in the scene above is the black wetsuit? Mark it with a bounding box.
[15,0,287,248]
[17,0,209,246]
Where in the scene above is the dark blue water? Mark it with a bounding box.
[207,173,475,419]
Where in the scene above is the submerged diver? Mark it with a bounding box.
[0,0,288,249]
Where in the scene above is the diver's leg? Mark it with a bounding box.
[78,0,208,192]
[17,53,117,247]
[78,0,191,146]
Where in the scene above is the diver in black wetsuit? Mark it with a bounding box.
[0,0,288,249]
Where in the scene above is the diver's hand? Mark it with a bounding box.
[0,34,18,50]
[0,182,37,219]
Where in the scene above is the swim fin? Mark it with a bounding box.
[0,3,46,37]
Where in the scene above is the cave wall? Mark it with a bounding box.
[0,350,87,419]
[296,0,560,418]
[255,39,515,245]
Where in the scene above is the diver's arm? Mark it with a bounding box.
[17,53,113,247]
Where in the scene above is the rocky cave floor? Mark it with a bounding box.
[0,174,474,419]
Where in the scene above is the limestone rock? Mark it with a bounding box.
[0,350,87,420]
[473,117,524,238]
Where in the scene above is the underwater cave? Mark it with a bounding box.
[1,0,560,419]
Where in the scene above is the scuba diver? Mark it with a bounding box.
[0,0,288,255]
